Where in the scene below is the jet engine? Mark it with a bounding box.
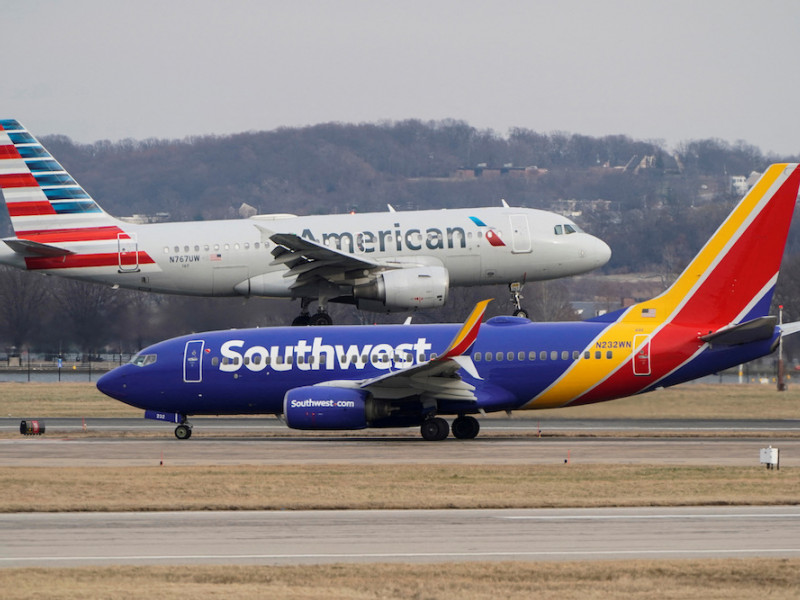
[353,266,449,312]
[283,386,391,430]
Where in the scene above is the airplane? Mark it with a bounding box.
[0,119,611,325]
[96,163,800,440]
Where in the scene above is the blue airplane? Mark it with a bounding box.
[97,164,800,440]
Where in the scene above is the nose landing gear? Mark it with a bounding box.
[510,282,529,319]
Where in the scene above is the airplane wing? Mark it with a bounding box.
[316,300,491,402]
[268,232,383,289]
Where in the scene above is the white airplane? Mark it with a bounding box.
[0,119,611,325]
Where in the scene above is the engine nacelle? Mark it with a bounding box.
[353,266,449,312]
[283,386,391,430]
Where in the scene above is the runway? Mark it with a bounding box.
[2,434,799,467]
[2,506,799,567]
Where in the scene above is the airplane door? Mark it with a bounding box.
[509,214,532,254]
[632,335,651,376]
[118,233,139,272]
[184,340,204,383]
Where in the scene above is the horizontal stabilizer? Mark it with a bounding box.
[779,321,800,337]
[700,316,777,346]
[2,237,73,257]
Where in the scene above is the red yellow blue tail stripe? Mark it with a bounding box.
[440,299,492,359]
[524,163,800,409]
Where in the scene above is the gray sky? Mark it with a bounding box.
[5,0,800,155]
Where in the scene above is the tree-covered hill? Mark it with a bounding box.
[2,119,800,355]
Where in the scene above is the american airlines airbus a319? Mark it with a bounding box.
[0,119,610,324]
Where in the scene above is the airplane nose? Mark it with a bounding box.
[590,236,612,267]
[96,368,128,401]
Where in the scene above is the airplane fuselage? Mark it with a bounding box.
[0,206,609,298]
[98,316,778,420]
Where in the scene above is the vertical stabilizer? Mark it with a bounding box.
[0,119,122,241]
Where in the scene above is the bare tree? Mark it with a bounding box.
[0,267,49,350]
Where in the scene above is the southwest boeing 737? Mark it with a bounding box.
[0,119,611,324]
[96,163,800,440]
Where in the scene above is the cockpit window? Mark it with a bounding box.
[555,223,582,235]
[131,353,157,367]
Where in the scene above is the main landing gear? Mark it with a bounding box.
[292,297,333,326]
[174,422,193,440]
[509,281,529,319]
[420,415,480,441]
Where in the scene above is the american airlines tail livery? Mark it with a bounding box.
[0,119,611,324]
[97,164,800,440]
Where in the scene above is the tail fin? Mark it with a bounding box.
[634,163,800,328]
[0,119,122,248]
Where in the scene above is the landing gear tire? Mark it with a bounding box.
[420,417,450,441]
[309,312,333,326]
[292,315,311,326]
[174,424,192,440]
[452,415,480,439]
[512,308,529,319]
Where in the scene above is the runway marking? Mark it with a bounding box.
[3,548,800,563]
[499,513,800,520]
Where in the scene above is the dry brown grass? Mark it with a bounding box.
[3,560,800,599]
[2,464,797,513]
[3,381,800,420]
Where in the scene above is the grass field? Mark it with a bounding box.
[3,560,800,600]
[2,464,798,512]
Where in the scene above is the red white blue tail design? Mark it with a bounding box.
[0,119,151,271]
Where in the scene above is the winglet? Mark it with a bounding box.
[439,299,491,360]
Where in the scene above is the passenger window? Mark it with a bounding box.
[276,356,283,365]
[234,243,240,250]
[297,356,304,364]
[204,245,210,251]
[431,353,438,360]
[584,351,590,359]
[194,245,200,252]
[550,351,557,360]
[163,247,169,254]
[474,352,481,362]
[606,351,613,359]
[174,246,179,253]
[485,352,492,362]
[244,243,250,250]
[561,351,568,360]
[518,351,525,361]
[528,351,536,361]
[214,244,220,251]
[184,245,189,252]
[264,356,270,365]
[573,351,580,360]
[224,244,230,251]
[595,351,602,359]
[243,356,250,365]
[254,242,260,249]
[507,352,514,361]
[540,351,547,361]
[286,356,293,365]
[211,357,219,366]
[496,352,503,361]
